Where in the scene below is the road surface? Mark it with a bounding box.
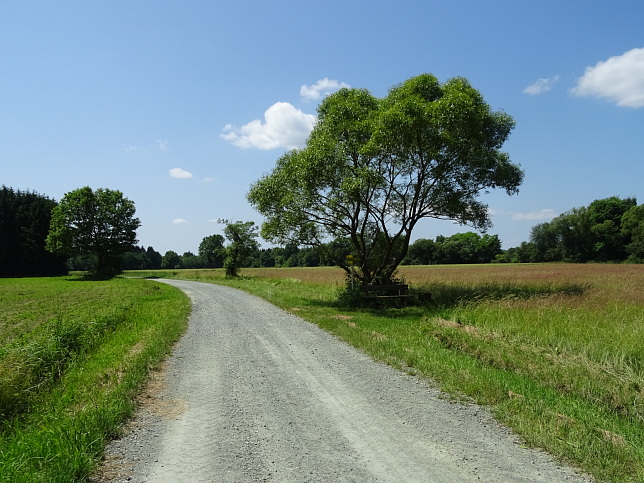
[93,279,593,482]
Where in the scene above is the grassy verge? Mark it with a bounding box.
[0,277,189,482]
[128,265,644,482]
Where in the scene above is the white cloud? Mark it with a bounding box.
[157,139,169,150]
[300,78,351,101]
[511,209,557,221]
[523,76,559,95]
[172,218,189,224]
[169,167,193,179]
[221,102,316,150]
[201,177,217,183]
[572,47,644,108]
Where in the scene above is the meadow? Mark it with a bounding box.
[1,264,642,482]
[0,277,190,482]
[132,263,644,482]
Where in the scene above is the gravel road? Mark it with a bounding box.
[93,279,594,482]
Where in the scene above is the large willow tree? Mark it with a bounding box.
[247,74,523,285]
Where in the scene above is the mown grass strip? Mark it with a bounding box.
[0,278,189,483]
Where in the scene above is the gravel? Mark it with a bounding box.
[92,279,595,482]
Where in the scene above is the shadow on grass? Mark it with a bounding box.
[422,281,589,308]
[310,281,589,314]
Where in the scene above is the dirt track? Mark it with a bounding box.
[93,279,593,482]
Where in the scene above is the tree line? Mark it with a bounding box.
[3,185,643,281]
[501,196,644,264]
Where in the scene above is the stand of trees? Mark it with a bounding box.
[404,233,502,265]
[0,186,67,277]
[501,196,644,263]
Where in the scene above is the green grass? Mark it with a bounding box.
[0,277,190,482]
[129,265,644,482]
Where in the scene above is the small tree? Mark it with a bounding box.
[46,187,140,279]
[221,220,259,277]
[248,74,523,285]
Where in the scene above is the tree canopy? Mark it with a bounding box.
[247,74,523,284]
[46,187,140,279]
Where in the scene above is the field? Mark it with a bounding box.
[1,264,642,482]
[132,263,644,482]
[0,277,190,482]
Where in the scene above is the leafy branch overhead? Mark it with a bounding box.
[247,74,523,285]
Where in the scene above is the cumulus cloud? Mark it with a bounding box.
[169,167,193,179]
[157,139,169,150]
[511,209,557,221]
[221,102,316,150]
[300,78,351,101]
[172,218,189,224]
[523,76,559,95]
[572,47,644,108]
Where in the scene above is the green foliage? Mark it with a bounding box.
[121,246,163,270]
[46,187,141,279]
[528,196,640,263]
[248,73,522,286]
[221,220,260,277]
[198,234,226,268]
[161,250,181,269]
[621,204,644,262]
[405,232,502,265]
[0,186,67,277]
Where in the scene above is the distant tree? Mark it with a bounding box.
[161,250,181,269]
[181,251,205,269]
[317,237,353,267]
[530,221,563,262]
[588,196,636,261]
[513,241,538,263]
[46,187,140,279]
[621,204,644,262]
[198,234,226,268]
[121,246,152,270]
[146,246,163,269]
[0,186,67,277]
[222,220,259,277]
[433,232,501,264]
[248,74,522,285]
[405,238,436,265]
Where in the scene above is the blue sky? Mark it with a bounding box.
[2,1,643,255]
